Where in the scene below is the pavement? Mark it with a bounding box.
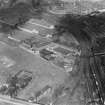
[0,95,41,105]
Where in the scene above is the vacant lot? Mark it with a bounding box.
[0,42,67,100]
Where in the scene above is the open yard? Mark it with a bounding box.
[0,14,86,105]
[0,41,67,100]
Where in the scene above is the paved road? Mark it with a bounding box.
[0,95,41,105]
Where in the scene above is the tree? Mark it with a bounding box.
[53,12,105,104]
[0,2,33,34]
